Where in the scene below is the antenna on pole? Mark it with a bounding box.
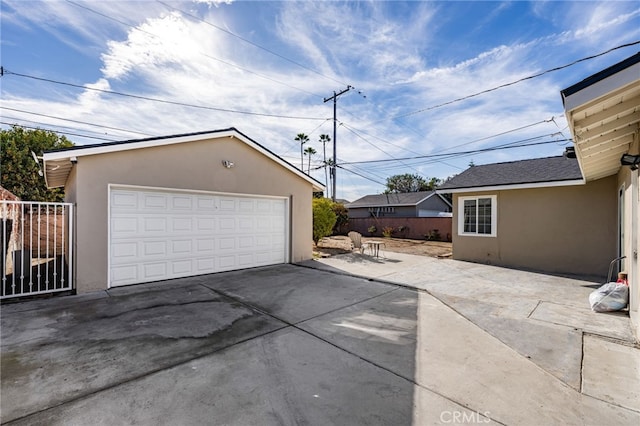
[324,85,355,201]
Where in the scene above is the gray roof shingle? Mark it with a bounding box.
[438,156,583,191]
[347,191,437,208]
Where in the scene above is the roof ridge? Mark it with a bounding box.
[45,128,238,153]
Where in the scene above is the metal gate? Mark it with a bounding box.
[1,201,73,299]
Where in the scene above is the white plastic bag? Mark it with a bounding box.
[589,282,629,312]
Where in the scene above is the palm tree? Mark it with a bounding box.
[304,146,317,174]
[294,133,309,171]
[319,134,331,189]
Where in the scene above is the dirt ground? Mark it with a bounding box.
[314,235,452,259]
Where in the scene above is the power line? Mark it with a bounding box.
[155,0,347,88]
[340,123,424,175]
[0,115,131,139]
[393,41,640,119]
[0,106,154,137]
[0,122,119,142]
[1,69,327,121]
[66,0,323,99]
[341,137,571,165]
[337,164,386,186]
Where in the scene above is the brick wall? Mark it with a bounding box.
[346,217,452,241]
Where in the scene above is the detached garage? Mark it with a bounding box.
[42,128,323,293]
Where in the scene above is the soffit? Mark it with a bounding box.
[567,78,640,181]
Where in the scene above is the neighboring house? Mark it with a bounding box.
[42,128,324,293]
[346,191,452,219]
[438,52,639,338]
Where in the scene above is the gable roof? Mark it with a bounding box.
[347,191,450,208]
[437,155,584,193]
[42,128,324,190]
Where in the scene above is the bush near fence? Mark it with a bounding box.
[347,217,452,241]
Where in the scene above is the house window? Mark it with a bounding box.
[458,195,497,237]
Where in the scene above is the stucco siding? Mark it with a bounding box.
[69,136,313,293]
[618,134,639,338]
[452,176,617,278]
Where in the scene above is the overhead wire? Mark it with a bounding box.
[341,137,572,166]
[65,0,323,98]
[0,116,132,139]
[1,69,327,121]
[0,122,119,142]
[0,107,154,137]
[155,0,347,87]
[393,41,640,119]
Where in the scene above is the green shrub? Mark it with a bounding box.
[312,198,337,244]
[382,226,395,238]
[367,225,377,235]
[330,202,349,235]
[425,229,441,241]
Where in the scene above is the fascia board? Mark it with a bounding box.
[436,179,585,194]
[43,129,325,191]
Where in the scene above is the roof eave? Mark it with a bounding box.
[42,129,325,191]
[436,178,586,194]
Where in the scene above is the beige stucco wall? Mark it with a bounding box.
[619,132,639,338]
[67,136,315,293]
[452,176,617,278]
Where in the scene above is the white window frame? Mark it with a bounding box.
[458,195,497,237]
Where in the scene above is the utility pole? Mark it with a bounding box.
[324,85,352,201]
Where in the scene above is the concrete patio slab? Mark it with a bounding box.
[530,301,635,342]
[300,285,640,425]
[433,293,583,390]
[304,251,639,420]
[582,335,640,412]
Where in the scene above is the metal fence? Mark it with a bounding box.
[1,201,74,299]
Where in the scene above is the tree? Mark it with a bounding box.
[294,133,309,171]
[1,126,74,201]
[303,146,316,174]
[312,198,337,244]
[319,134,331,188]
[384,173,442,193]
[330,201,348,235]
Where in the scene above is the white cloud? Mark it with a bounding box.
[2,0,639,200]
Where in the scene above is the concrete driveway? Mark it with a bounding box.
[2,256,639,425]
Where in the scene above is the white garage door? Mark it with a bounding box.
[109,187,288,287]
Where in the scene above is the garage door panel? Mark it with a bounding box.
[196,238,215,253]
[110,188,287,287]
[143,193,168,209]
[171,259,193,275]
[172,217,193,232]
[196,196,216,210]
[143,262,167,280]
[172,195,193,210]
[172,240,192,254]
[111,264,138,286]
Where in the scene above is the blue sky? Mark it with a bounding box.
[1,1,639,201]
